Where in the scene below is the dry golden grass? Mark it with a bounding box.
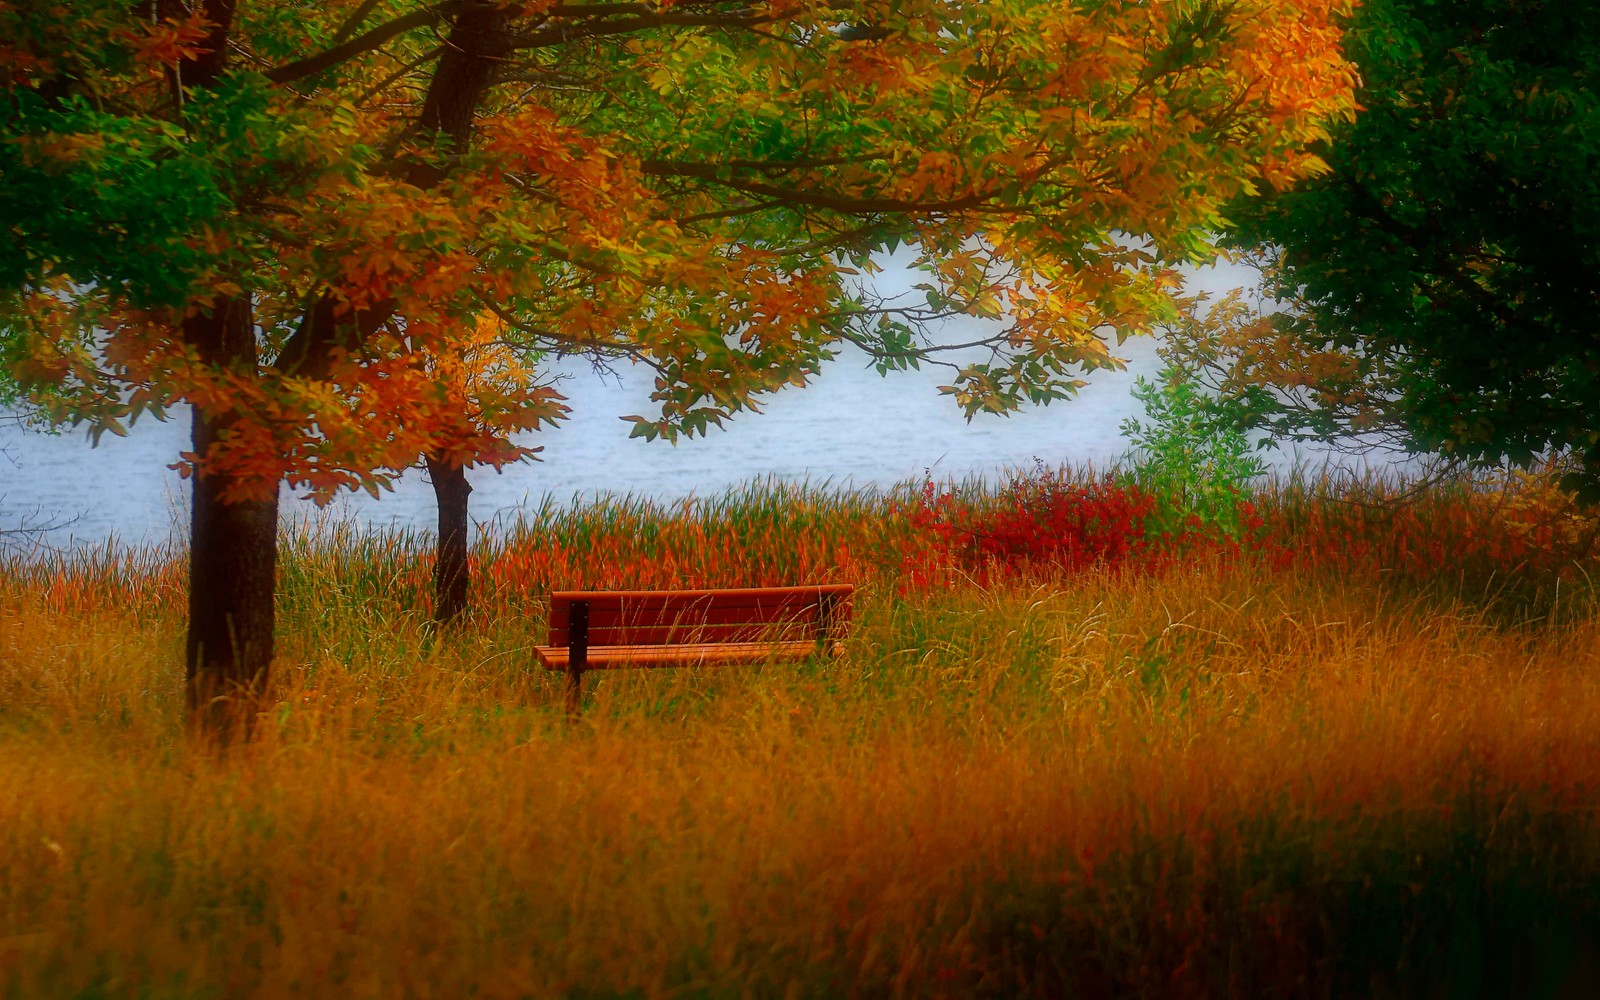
[4,477,1600,997]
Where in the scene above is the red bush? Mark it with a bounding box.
[895,472,1266,588]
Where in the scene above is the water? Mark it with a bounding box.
[0,261,1362,548]
[0,341,1162,546]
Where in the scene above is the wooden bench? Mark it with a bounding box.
[534,584,853,714]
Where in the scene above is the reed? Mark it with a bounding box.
[2,466,1599,997]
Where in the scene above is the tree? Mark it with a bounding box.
[1201,0,1600,495]
[1,0,1359,737]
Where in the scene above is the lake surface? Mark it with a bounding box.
[0,261,1366,548]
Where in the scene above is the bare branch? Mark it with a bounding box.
[0,435,80,553]
[0,500,81,555]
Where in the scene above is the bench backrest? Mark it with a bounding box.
[547,584,853,648]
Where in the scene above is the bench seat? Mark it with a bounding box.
[534,638,844,671]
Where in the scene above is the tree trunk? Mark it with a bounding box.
[427,453,473,629]
[186,408,279,739]
[405,6,504,631]
[184,294,277,742]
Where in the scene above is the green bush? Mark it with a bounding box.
[1119,357,1265,544]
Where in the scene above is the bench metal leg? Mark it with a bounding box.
[566,599,589,720]
[565,665,583,719]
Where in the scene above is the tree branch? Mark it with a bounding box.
[357,44,445,106]
[272,295,397,379]
[499,7,778,51]
[332,0,387,45]
[264,1,464,84]
[638,159,996,215]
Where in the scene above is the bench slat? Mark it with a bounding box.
[555,621,818,648]
[535,639,841,671]
[548,597,841,632]
[550,584,853,606]
[559,600,846,627]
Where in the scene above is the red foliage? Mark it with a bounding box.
[894,472,1265,589]
[1259,486,1596,584]
[476,517,871,617]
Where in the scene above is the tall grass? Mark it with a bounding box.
[2,466,1599,997]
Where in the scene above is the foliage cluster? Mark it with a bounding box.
[896,472,1163,588]
[1212,0,1600,494]
[1259,465,1600,600]
[0,0,1363,496]
[1119,353,1267,541]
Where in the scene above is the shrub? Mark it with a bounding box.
[1120,357,1266,547]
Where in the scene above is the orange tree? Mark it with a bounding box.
[0,0,1357,736]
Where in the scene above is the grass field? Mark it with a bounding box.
[3,467,1600,998]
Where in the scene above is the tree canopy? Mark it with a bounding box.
[1203,0,1600,493]
[3,0,1359,498]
